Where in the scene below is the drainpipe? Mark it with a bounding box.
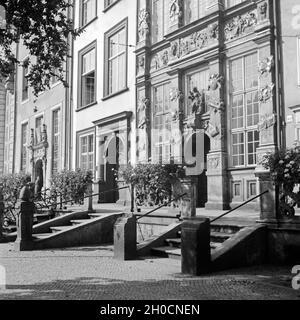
[273,0,283,149]
[65,0,75,170]
[12,41,19,174]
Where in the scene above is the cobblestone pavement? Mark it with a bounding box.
[0,243,299,300]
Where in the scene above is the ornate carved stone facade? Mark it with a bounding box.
[136,0,277,210]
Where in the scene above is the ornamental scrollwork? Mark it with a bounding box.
[258,56,274,77]
[208,73,224,91]
[258,83,275,103]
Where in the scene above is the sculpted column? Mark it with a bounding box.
[205,59,230,210]
[254,0,278,222]
[136,0,151,163]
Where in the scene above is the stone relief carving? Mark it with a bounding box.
[224,10,257,41]
[169,0,182,22]
[137,55,145,74]
[170,88,183,102]
[258,56,274,77]
[257,113,277,132]
[188,87,206,116]
[208,73,224,91]
[201,120,220,139]
[137,98,150,129]
[258,83,275,103]
[207,157,220,170]
[150,50,169,71]
[258,1,268,21]
[169,23,218,61]
[138,9,150,42]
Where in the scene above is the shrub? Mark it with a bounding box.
[0,172,32,223]
[262,147,300,214]
[119,164,184,207]
[50,169,93,206]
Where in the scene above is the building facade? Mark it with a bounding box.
[72,0,137,204]
[135,0,280,210]
[280,0,300,149]
[2,41,72,190]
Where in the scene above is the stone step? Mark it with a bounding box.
[210,224,243,234]
[70,219,92,226]
[32,233,54,240]
[165,238,181,248]
[151,247,182,260]
[210,231,231,243]
[210,242,223,250]
[50,226,73,233]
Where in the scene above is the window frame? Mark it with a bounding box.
[21,58,29,102]
[78,41,97,110]
[79,0,97,28]
[228,52,260,168]
[151,81,172,164]
[20,122,28,172]
[51,107,61,175]
[77,130,95,173]
[103,0,120,12]
[103,18,128,99]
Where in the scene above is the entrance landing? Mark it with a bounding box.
[91,203,260,223]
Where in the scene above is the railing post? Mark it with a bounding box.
[130,184,135,213]
[181,218,211,275]
[255,170,277,222]
[0,187,4,240]
[87,182,95,213]
[114,214,137,261]
[14,183,35,251]
[180,177,196,219]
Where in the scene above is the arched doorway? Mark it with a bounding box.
[104,135,125,203]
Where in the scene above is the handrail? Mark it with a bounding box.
[36,185,130,210]
[210,190,269,223]
[136,193,187,221]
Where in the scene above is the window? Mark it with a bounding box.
[79,43,96,108]
[225,0,244,8]
[80,0,96,26]
[229,53,259,167]
[79,134,94,171]
[185,68,210,116]
[184,0,206,24]
[104,0,117,9]
[52,109,60,174]
[35,116,43,144]
[21,123,28,172]
[152,0,169,44]
[247,181,257,198]
[22,60,29,101]
[51,67,60,85]
[232,181,242,198]
[104,19,127,97]
[152,82,172,163]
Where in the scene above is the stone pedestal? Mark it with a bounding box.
[255,170,277,222]
[114,215,137,261]
[181,218,211,275]
[14,202,35,251]
[87,183,95,213]
[180,178,196,219]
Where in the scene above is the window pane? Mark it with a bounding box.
[82,0,96,26]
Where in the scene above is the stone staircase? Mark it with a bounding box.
[150,220,249,259]
[6,209,123,250]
